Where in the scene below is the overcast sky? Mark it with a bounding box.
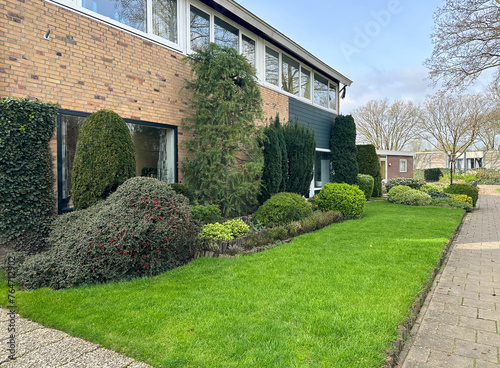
[236,0,491,114]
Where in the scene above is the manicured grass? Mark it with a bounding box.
[4,202,463,367]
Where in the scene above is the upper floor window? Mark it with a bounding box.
[214,16,239,50]
[242,35,256,68]
[82,0,147,32]
[314,73,329,108]
[265,46,279,86]
[300,67,311,99]
[153,0,177,43]
[190,6,210,50]
[282,54,299,96]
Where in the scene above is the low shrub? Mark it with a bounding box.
[476,169,500,184]
[424,168,443,182]
[385,178,425,192]
[427,191,450,199]
[450,194,473,206]
[168,184,195,204]
[420,183,444,193]
[444,184,479,207]
[199,219,250,241]
[439,172,478,184]
[388,185,432,206]
[298,211,343,233]
[357,174,374,201]
[431,198,473,212]
[191,204,222,223]
[254,192,313,228]
[315,183,365,220]
[13,177,200,290]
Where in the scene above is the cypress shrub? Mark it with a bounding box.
[356,144,383,197]
[424,168,443,182]
[259,126,282,203]
[315,183,365,219]
[0,97,58,253]
[331,115,359,185]
[71,109,136,210]
[357,174,374,200]
[254,192,313,228]
[284,120,316,197]
[271,114,288,192]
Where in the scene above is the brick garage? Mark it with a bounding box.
[377,150,414,181]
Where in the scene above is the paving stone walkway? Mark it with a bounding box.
[0,308,153,367]
[399,185,500,367]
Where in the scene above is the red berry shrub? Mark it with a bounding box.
[15,177,201,289]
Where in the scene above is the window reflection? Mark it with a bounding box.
[314,73,329,108]
[153,0,177,43]
[282,54,299,95]
[214,17,239,50]
[242,35,256,67]
[82,0,146,32]
[190,6,210,50]
[265,47,279,86]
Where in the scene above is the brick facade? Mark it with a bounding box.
[386,155,413,180]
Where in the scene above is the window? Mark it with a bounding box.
[58,112,176,213]
[265,46,279,86]
[329,83,337,110]
[315,151,332,188]
[214,16,239,49]
[314,73,329,108]
[400,159,407,173]
[281,54,299,95]
[82,0,146,32]
[152,0,177,43]
[300,67,311,99]
[190,6,210,50]
[242,35,256,67]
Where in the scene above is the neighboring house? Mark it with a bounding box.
[377,150,414,182]
[1,0,352,213]
[415,151,500,171]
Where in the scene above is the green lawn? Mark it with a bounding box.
[3,202,463,367]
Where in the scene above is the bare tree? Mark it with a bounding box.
[475,82,500,150]
[425,0,500,90]
[352,99,421,151]
[418,93,488,159]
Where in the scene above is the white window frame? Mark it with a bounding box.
[309,148,331,198]
[400,159,408,173]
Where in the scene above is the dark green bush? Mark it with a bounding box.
[357,174,374,200]
[356,144,382,197]
[388,185,432,206]
[14,177,200,290]
[424,168,443,182]
[259,123,283,203]
[385,178,425,192]
[191,204,222,223]
[169,183,195,204]
[284,121,316,197]
[315,183,365,219]
[71,109,136,210]
[444,184,479,207]
[331,115,358,185]
[0,97,58,253]
[431,197,473,212]
[254,192,313,228]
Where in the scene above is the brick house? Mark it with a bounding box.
[377,150,414,182]
[1,0,352,212]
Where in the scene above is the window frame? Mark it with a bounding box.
[56,109,178,214]
[400,159,408,173]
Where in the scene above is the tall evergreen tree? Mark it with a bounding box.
[356,144,383,197]
[181,43,264,217]
[284,120,316,197]
[259,127,282,203]
[331,115,358,185]
[271,114,288,192]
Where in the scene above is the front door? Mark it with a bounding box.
[380,159,387,181]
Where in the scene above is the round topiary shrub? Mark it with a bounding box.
[14,177,200,290]
[315,183,365,220]
[388,185,432,206]
[254,192,313,228]
[71,109,136,210]
[444,183,479,207]
[356,174,374,201]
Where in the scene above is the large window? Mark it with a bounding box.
[214,16,239,49]
[315,151,332,188]
[265,46,279,86]
[300,67,311,99]
[282,54,299,95]
[82,0,147,32]
[58,111,176,213]
[152,0,177,43]
[190,6,210,50]
[314,73,329,108]
[242,35,256,67]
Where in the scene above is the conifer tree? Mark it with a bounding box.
[259,126,282,203]
[357,144,383,197]
[271,114,288,192]
[284,120,315,197]
[181,43,263,217]
[331,115,358,185]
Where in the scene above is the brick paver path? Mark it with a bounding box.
[399,185,500,368]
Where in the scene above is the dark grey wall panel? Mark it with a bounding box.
[288,98,337,150]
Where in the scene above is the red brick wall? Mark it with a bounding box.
[387,155,413,180]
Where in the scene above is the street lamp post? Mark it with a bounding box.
[449,153,456,185]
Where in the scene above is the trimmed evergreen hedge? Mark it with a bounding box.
[424,168,443,182]
[0,97,58,252]
[71,109,136,210]
[331,115,358,185]
[444,184,479,207]
[259,125,283,203]
[357,174,374,200]
[356,144,383,197]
